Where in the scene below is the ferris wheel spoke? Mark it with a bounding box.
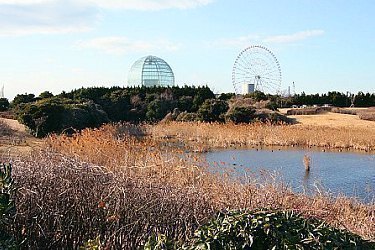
[238,58,259,75]
[261,76,281,81]
[233,45,281,94]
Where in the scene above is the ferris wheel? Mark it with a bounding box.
[232,45,282,95]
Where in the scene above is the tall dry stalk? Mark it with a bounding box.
[303,154,311,171]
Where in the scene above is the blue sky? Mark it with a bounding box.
[1,0,374,100]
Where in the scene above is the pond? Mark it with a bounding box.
[204,148,375,203]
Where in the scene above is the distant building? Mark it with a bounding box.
[128,55,175,87]
[242,83,255,94]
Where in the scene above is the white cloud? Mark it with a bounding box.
[211,30,325,49]
[264,30,325,43]
[210,34,261,48]
[0,1,99,36]
[0,0,213,36]
[0,0,54,4]
[77,36,181,55]
[82,0,213,11]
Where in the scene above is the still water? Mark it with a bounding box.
[204,148,375,202]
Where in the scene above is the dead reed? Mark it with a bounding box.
[358,109,375,121]
[4,123,374,248]
[150,121,375,152]
[303,155,311,171]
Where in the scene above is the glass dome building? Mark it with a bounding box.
[128,55,175,87]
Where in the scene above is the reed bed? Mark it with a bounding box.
[358,108,375,121]
[150,122,375,152]
[5,123,374,248]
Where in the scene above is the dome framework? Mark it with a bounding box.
[128,55,175,87]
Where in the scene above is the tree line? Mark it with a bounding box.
[1,87,374,137]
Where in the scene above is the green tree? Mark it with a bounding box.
[225,106,256,124]
[12,93,35,106]
[38,91,54,99]
[16,97,109,137]
[146,99,175,121]
[192,86,215,111]
[0,98,10,111]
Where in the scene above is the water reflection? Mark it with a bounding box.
[204,148,375,203]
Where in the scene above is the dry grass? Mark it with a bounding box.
[3,123,374,248]
[358,108,375,121]
[289,112,374,129]
[286,107,331,115]
[150,121,375,152]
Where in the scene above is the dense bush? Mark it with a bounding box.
[255,109,291,124]
[12,93,36,106]
[16,97,109,137]
[181,210,374,249]
[175,112,199,122]
[0,163,16,249]
[197,99,229,122]
[38,91,54,99]
[0,98,10,112]
[225,106,256,124]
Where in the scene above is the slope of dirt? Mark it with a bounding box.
[0,118,41,157]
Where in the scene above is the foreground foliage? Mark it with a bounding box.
[0,163,16,248]
[1,124,374,248]
[181,210,374,249]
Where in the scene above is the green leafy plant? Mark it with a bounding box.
[144,233,177,250]
[0,163,16,249]
[182,209,374,249]
[80,236,101,250]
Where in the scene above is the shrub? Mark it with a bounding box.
[182,210,374,249]
[176,112,199,122]
[286,107,330,115]
[12,93,35,106]
[225,106,256,124]
[0,163,16,249]
[358,111,375,121]
[197,99,229,122]
[0,98,10,112]
[16,97,109,137]
[264,100,279,111]
[330,107,357,115]
[255,109,291,124]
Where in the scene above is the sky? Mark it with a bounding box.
[0,0,374,100]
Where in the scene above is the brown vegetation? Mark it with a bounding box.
[358,108,375,121]
[4,123,373,248]
[286,107,331,115]
[150,121,375,152]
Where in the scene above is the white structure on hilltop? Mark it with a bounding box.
[242,83,255,94]
[128,55,175,87]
